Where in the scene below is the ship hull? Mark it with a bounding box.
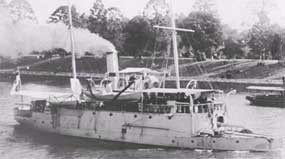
[14,108,279,152]
[246,95,285,107]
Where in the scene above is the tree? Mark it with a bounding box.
[246,7,280,59]
[223,38,245,59]
[104,7,128,53]
[221,25,246,59]
[87,0,127,53]
[143,0,171,57]
[271,33,282,60]
[178,11,223,59]
[149,14,172,57]
[247,24,274,59]
[48,5,86,28]
[87,0,107,35]
[246,0,276,26]
[143,0,169,19]
[123,16,153,57]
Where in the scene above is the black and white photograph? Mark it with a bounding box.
[0,0,284,158]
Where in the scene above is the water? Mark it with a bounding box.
[0,81,284,159]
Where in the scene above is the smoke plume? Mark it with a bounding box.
[0,5,116,58]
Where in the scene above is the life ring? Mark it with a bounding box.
[152,81,160,88]
[144,82,149,89]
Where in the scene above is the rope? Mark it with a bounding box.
[179,22,214,89]
[151,28,158,69]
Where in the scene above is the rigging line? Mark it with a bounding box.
[180,22,213,89]
[162,41,171,89]
[151,26,158,69]
[152,14,164,69]
[198,63,213,89]
[165,39,171,69]
[146,17,161,68]
[142,35,152,68]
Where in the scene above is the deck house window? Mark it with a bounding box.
[176,102,190,113]
[193,104,210,114]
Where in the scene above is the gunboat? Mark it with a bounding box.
[12,0,281,152]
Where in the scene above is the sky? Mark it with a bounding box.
[7,0,285,30]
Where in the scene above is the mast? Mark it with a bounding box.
[153,0,194,89]
[169,0,180,89]
[68,1,77,79]
[68,1,82,101]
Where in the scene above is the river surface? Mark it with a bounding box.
[0,81,284,159]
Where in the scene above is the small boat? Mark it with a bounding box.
[246,86,285,107]
[84,67,164,102]
[85,90,141,102]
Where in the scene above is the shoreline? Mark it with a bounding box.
[1,69,283,92]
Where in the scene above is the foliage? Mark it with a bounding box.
[178,11,223,59]
[148,15,172,57]
[246,10,280,59]
[121,0,172,57]
[45,0,285,61]
[87,0,107,36]
[223,38,245,59]
[271,33,282,60]
[247,24,277,59]
[123,16,153,57]
[143,0,169,19]
[143,0,171,57]
[87,0,127,53]
[222,25,245,59]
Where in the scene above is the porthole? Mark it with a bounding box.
[168,116,172,120]
[213,140,215,143]
[191,140,194,143]
[92,112,96,115]
[236,140,239,143]
[149,116,152,119]
[109,113,113,116]
[41,121,45,124]
[134,114,137,118]
[171,140,175,143]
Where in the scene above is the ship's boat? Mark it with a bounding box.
[85,90,141,102]
[83,67,164,102]
[246,86,285,107]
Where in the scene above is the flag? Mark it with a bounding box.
[47,6,68,23]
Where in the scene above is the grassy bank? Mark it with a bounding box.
[1,56,285,83]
